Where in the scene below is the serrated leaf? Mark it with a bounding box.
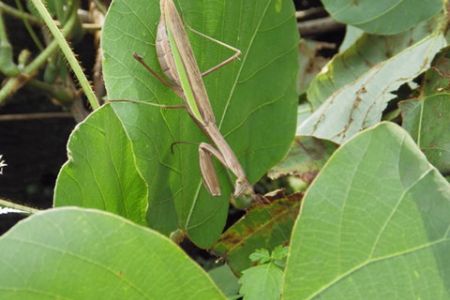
[102,0,299,247]
[249,249,271,264]
[322,0,443,35]
[54,104,148,226]
[239,263,283,300]
[400,93,450,174]
[271,245,288,261]
[213,194,301,274]
[298,33,446,144]
[0,208,225,299]
[308,15,444,109]
[283,122,450,299]
[268,137,337,183]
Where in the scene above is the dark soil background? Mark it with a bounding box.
[0,0,344,238]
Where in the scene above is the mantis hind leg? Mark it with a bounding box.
[186,26,241,77]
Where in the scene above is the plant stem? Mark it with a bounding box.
[29,0,100,109]
[0,11,77,105]
[0,111,72,121]
[0,1,42,25]
[0,9,20,76]
[28,79,76,104]
[0,198,39,214]
[14,0,44,50]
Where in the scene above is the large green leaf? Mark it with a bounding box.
[322,0,443,35]
[400,93,450,174]
[307,15,444,109]
[298,33,446,144]
[283,122,450,299]
[0,208,225,299]
[54,104,148,226]
[102,0,299,247]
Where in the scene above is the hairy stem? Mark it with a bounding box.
[29,0,100,109]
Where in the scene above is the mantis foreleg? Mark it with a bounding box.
[198,143,227,196]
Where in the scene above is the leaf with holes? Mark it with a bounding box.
[102,0,299,247]
[283,122,450,299]
[298,33,446,144]
[307,15,445,109]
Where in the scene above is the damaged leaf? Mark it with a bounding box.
[308,15,444,109]
[213,193,301,274]
[298,33,446,144]
[268,136,337,183]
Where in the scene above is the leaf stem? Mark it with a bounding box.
[29,0,100,109]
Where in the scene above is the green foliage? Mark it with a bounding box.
[55,105,148,225]
[239,263,283,300]
[1,0,450,298]
[101,0,299,247]
[209,265,240,299]
[299,33,446,144]
[239,246,288,300]
[322,0,443,35]
[268,137,337,184]
[401,94,450,174]
[213,194,300,273]
[250,245,288,267]
[283,123,450,299]
[307,15,444,109]
[0,208,226,299]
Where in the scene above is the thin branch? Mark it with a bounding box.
[0,198,40,215]
[14,0,44,50]
[0,112,72,121]
[296,7,326,20]
[298,17,344,36]
[0,1,41,25]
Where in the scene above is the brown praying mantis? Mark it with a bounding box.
[132,0,256,200]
